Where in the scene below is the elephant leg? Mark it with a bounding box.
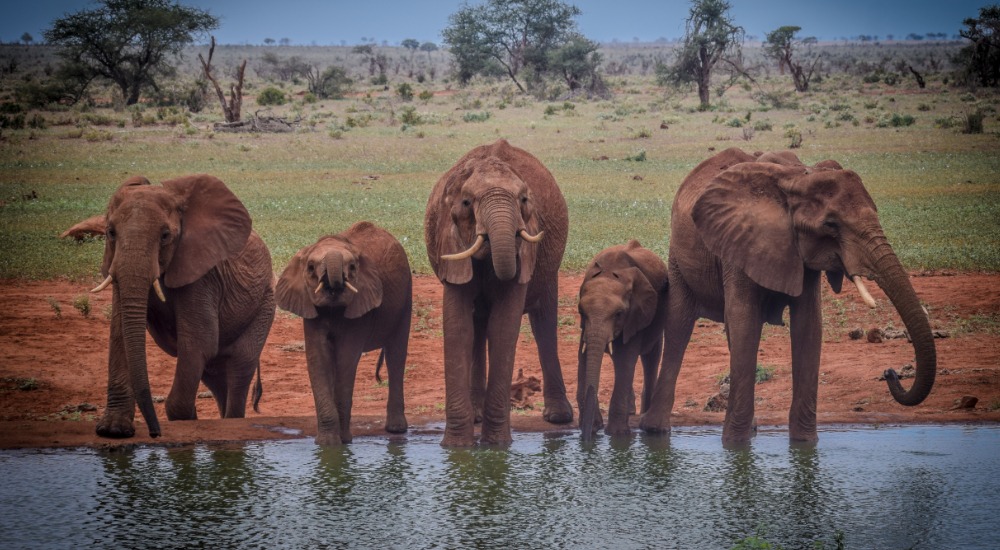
[442,284,476,447]
[383,311,411,434]
[788,271,822,442]
[303,320,343,445]
[607,347,641,437]
[96,301,136,437]
[470,311,487,424]
[639,338,663,414]
[333,344,363,444]
[200,356,230,417]
[721,278,765,445]
[641,286,696,434]
[165,320,218,421]
[480,284,528,446]
[528,286,573,424]
[220,301,275,418]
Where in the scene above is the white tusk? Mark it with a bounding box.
[853,276,877,309]
[315,281,325,294]
[607,341,614,356]
[91,275,113,293]
[519,229,544,243]
[152,279,166,303]
[580,341,587,355]
[441,234,485,261]
[345,281,359,293]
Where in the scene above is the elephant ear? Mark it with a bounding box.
[345,250,383,319]
[692,163,805,297]
[622,267,657,344]
[161,174,252,288]
[275,245,318,319]
[431,164,476,285]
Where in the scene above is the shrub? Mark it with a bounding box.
[256,87,286,106]
[396,82,413,101]
[72,295,91,317]
[418,90,434,102]
[462,111,491,123]
[752,119,773,131]
[624,149,647,162]
[400,105,422,125]
[963,111,985,134]
[785,128,803,148]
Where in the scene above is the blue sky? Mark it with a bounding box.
[1,0,988,45]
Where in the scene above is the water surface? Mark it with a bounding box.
[1,425,997,549]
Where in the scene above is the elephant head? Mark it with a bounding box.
[577,243,659,439]
[93,174,252,437]
[274,232,383,320]
[691,152,935,406]
[430,153,544,285]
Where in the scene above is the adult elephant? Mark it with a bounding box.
[577,240,668,440]
[92,175,275,438]
[425,139,571,446]
[641,148,936,444]
[275,221,411,446]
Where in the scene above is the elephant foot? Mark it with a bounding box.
[441,432,476,448]
[385,414,409,434]
[789,427,818,444]
[479,429,513,447]
[315,431,346,447]
[638,413,671,434]
[96,414,135,439]
[604,418,632,438]
[722,418,756,445]
[543,395,574,424]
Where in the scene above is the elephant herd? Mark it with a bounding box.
[86,139,936,447]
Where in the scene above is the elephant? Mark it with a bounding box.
[275,221,411,446]
[425,139,572,446]
[91,174,275,438]
[640,148,936,444]
[577,240,668,440]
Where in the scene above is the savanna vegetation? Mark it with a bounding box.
[1,3,998,284]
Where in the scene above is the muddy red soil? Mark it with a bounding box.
[1,272,997,449]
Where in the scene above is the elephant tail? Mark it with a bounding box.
[252,363,263,413]
[375,350,386,384]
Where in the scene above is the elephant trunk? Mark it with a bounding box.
[480,190,520,281]
[116,272,161,437]
[579,331,610,441]
[869,239,936,406]
[324,251,344,290]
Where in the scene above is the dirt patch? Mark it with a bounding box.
[0,273,997,449]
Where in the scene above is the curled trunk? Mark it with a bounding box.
[480,193,520,281]
[871,244,936,406]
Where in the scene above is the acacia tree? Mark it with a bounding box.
[442,0,582,92]
[548,33,605,94]
[764,25,820,92]
[956,4,1000,87]
[659,0,744,109]
[43,0,218,106]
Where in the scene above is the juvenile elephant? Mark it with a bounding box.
[92,175,275,438]
[640,148,936,444]
[275,222,411,446]
[577,240,668,440]
[425,139,572,446]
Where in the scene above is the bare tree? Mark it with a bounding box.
[198,36,245,123]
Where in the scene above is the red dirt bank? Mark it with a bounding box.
[0,272,997,449]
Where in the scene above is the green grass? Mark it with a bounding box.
[1,49,998,281]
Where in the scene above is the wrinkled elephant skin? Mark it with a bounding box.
[275,222,411,446]
[425,139,571,446]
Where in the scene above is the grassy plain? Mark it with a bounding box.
[1,43,998,282]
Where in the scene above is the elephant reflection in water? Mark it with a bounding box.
[642,149,936,444]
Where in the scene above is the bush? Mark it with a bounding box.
[396,83,413,101]
[963,111,985,134]
[418,90,434,102]
[256,87,286,106]
[399,105,422,125]
[462,111,491,123]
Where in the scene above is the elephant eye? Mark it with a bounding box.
[822,220,839,234]
[160,228,171,244]
[107,227,117,241]
[461,199,472,207]
[306,263,315,273]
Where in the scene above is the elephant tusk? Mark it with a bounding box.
[853,276,877,309]
[580,341,587,355]
[315,281,325,294]
[152,279,166,303]
[91,275,113,293]
[519,229,544,243]
[441,234,485,261]
[345,281,358,293]
[607,341,614,356]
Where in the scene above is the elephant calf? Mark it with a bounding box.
[577,240,668,440]
[276,221,411,445]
